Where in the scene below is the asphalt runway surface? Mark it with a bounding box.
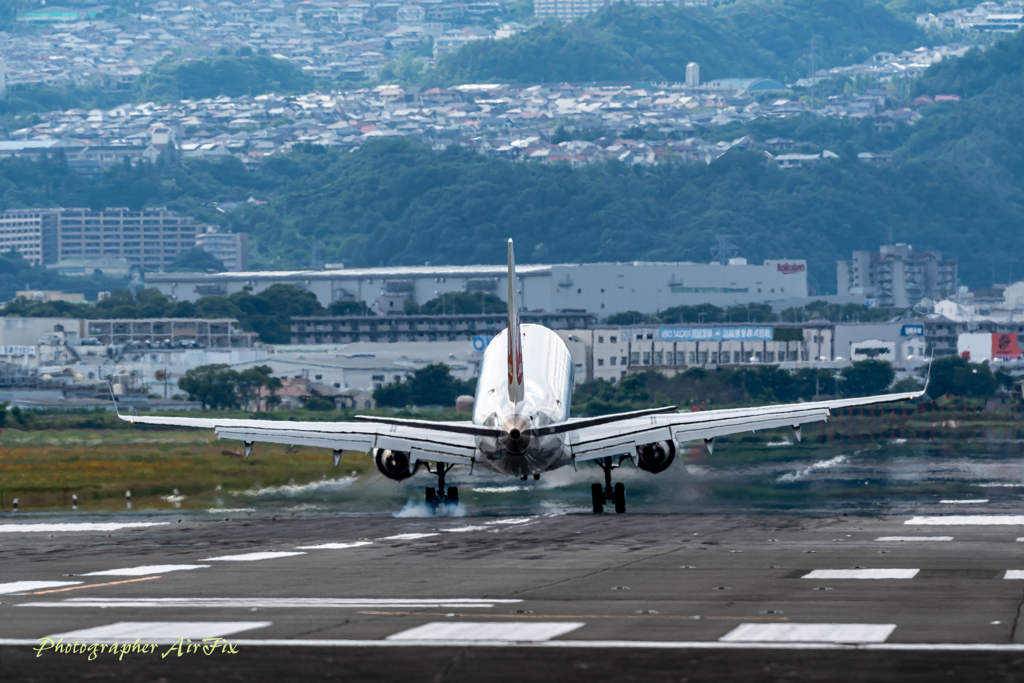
[4,511,1024,681]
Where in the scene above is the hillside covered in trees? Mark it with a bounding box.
[0,132,1017,293]
[421,1,928,86]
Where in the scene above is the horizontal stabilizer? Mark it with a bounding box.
[527,405,678,437]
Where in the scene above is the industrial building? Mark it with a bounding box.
[146,258,809,317]
[837,243,957,308]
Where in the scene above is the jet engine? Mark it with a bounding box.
[374,448,419,480]
[635,440,676,473]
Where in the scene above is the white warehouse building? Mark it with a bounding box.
[145,258,809,317]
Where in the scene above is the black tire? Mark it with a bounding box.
[446,486,459,504]
[425,487,437,506]
[591,483,604,514]
[613,483,626,514]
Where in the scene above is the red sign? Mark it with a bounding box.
[777,263,806,275]
[992,333,1022,359]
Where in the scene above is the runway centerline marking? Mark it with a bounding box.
[906,516,1024,525]
[199,551,306,562]
[296,541,372,550]
[720,623,896,644]
[47,621,272,643]
[19,576,161,595]
[940,500,989,504]
[0,581,81,595]
[83,564,210,577]
[802,569,919,580]
[19,597,522,609]
[387,622,584,642]
[378,533,439,541]
[1003,571,1024,579]
[0,522,169,533]
[441,526,489,533]
[875,537,953,542]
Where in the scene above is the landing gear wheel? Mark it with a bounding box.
[612,483,626,514]
[425,487,437,508]
[591,483,604,513]
[445,486,459,505]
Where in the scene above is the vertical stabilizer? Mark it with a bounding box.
[507,238,524,408]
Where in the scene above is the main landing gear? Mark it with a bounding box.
[591,456,626,514]
[424,462,458,510]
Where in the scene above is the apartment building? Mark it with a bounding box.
[55,208,199,268]
[0,207,200,268]
[196,229,247,271]
[0,209,58,266]
[837,243,957,308]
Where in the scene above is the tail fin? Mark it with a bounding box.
[507,238,524,408]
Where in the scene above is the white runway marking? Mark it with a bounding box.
[441,526,489,533]
[378,533,439,540]
[720,623,896,643]
[387,622,584,642]
[199,551,306,562]
[7,638,1024,651]
[483,518,534,526]
[906,516,1024,525]
[207,508,256,514]
[20,598,523,609]
[1004,571,1024,579]
[940,500,989,504]
[802,569,919,579]
[48,621,272,643]
[0,523,168,533]
[82,564,210,577]
[296,541,373,550]
[0,581,81,594]
[875,537,953,542]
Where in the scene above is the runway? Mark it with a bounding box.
[3,511,1024,681]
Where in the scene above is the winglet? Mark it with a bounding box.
[107,381,124,419]
[507,238,524,409]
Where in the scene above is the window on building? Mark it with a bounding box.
[597,358,604,366]
[621,356,627,366]
[653,351,662,365]
[315,374,322,380]
[698,352,708,363]
[610,336,617,344]
[629,352,639,365]
[734,351,741,363]
[710,352,718,363]
[642,352,650,364]
[598,336,604,344]
[610,356,616,366]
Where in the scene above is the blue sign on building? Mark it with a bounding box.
[658,326,773,342]
[901,325,925,337]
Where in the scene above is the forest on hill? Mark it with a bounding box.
[419,1,928,86]
[0,132,1017,293]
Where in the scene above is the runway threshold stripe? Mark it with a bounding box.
[802,569,919,580]
[720,623,895,644]
[1004,571,1024,579]
[387,622,584,642]
[905,516,1024,525]
[296,542,373,550]
[875,537,953,542]
[5,639,1024,652]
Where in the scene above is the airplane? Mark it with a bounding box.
[119,239,925,514]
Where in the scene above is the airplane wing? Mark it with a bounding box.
[116,413,485,466]
[564,389,924,463]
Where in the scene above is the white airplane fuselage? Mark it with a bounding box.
[472,324,574,476]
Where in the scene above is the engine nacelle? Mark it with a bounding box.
[635,440,676,473]
[374,448,419,481]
